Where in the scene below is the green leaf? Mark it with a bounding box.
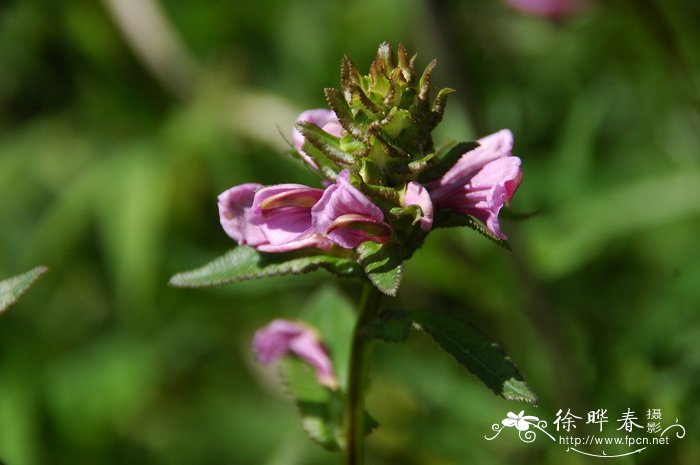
[418,141,479,183]
[409,309,537,404]
[300,286,355,388]
[281,358,342,451]
[169,247,361,288]
[0,266,48,314]
[357,242,403,297]
[362,309,411,343]
[280,353,378,450]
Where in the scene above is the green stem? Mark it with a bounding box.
[345,281,382,465]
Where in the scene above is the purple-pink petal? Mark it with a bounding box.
[404,181,434,231]
[218,183,267,247]
[506,0,582,18]
[293,109,343,169]
[312,171,391,248]
[249,184,324,246]
[219,182,333,253]
[435,129,514,187]
[429,129,522,240]
[253,319,338,389]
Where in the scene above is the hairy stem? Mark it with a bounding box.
[345,282,382,465]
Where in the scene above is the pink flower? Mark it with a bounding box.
[253,319,338,389]
[429,130,522,240]
[219,183,332,252]
[403,181,434,232]
[218,183,267,246]
[312,171,392,249]
[293,109,343,169]
[506,0,583,18]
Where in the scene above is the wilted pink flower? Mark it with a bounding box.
[219,183,332,252]
[293,109,343,169]
[253,319,338,389]
[404,181,434,232]
[429,130,522,240]
[312,171,392,249]
[506,0,582,18]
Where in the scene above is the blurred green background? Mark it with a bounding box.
[1,0,699,463]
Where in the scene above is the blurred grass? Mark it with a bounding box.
[1,0,699,464]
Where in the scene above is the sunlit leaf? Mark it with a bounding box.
[0,266,47,314]
[169,246,361,288]
[357,242,403,297]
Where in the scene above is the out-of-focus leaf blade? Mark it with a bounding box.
[0,266,47,314]
[409,309,537,404]
[363,309,411,343]
[300,286,355,389]
[169,246,361,288]
[280,358,342,451]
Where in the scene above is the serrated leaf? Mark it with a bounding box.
[169,246,361,288]
[0,266,48,314]
[418,141,479,183]
[433,211,511,250]
[409,309,537,404]
[357,242,403,297]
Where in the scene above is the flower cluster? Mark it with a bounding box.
[219,43,522,257]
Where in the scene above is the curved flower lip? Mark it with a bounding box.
[259,188,324,210]
[293,109,343,169]
[312,170,391,249]
[253,319,338,389]
[249,184,324,247]
[256,233,333,253]
[326,213,393,240]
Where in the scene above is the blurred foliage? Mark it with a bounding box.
[1,0,699,464]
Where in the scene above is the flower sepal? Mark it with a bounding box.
[295,120,355,170]
[432,210,511,250]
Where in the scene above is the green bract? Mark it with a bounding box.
[298,42,459,189]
